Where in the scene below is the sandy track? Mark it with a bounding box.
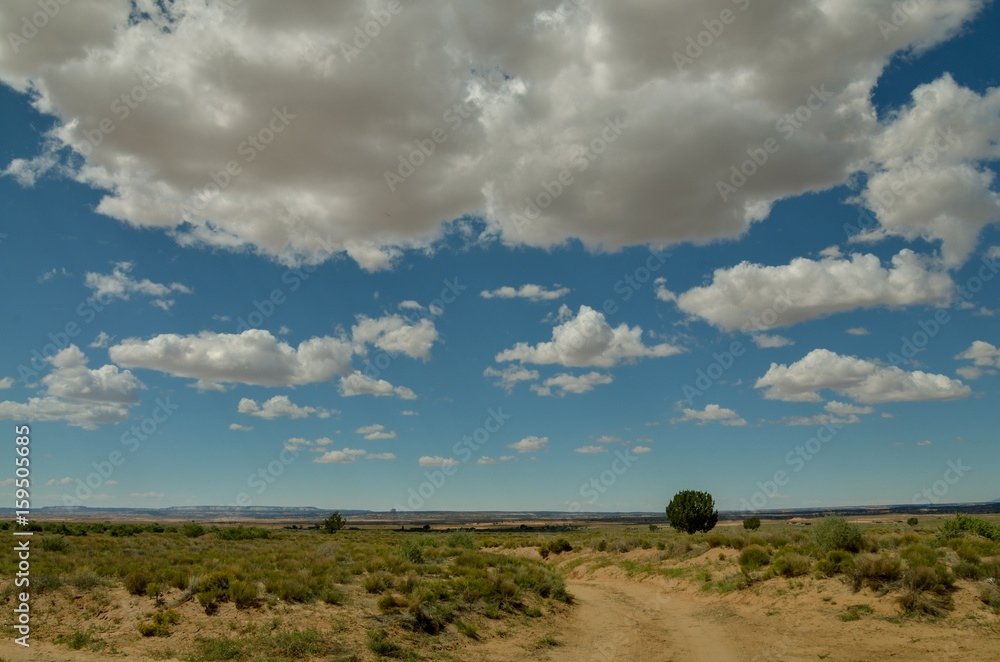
[547,578,745,662]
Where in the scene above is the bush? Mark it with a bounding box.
[40,536,68,552]
[124,569,151,596]
[399,539,424,564]
[728,536,746,550]
[838,604,874,622]
[815,550,854,577]
[228,580,259,609]
[848,554,902,592]
[771,553,811,578]
[323,511,345,533]
[953,562,982,580]
[900,544,938,568]
[367,629,403,657]
[363,572,395,594]
[738,545,770,572]
[447,531,478,550]
[907,517,918,527]
[181,522,205,538]
[665,490,718,534]
[215,525,270,541]
[813,516,864,554]
[706,532,726,548]
[937,514,999,541]
[137,609,180,637]
[743,518,761,531]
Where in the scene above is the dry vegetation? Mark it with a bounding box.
[0,513,998,660]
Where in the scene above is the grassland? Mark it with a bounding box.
[0,513,998,660]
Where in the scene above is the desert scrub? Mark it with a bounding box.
[770,553,811,578]
[738,545,770,572]
[897,565,956,616]
[137,609,180,637]
[813,517,865,554]
[899,544,939,568]
[39,535,69,552]
[815,550,854,577]
[838,604,874,622]
[848,554,902,592]
[215,525,270,541]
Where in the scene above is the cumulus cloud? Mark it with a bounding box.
[238,395,334,420]
[483,365,539,392]
[824,401,874,415]
[480,284,570,302]
[355,424,397,441]
[671,404,747,426]
[633,446,652,454]
[351,314,438,360]
[496,305,682,368]
[753,334,794,348]
[476,456,497,465]
[661,250,954,332]
[338,371,417,400]
[506,435,548,453]
[530,371,613,397]
[0,345,142,429]
[46,477,74,486]
[954,340,1000,379]
[3,1,987,270]
[594,435,622,443]
[418,456,459,467]
[0,377,13,389]
[229,423,253,431]
[755,348,971,403]
[313,448,368,464]
[110,330,353,391]
[84,261,191,310]
[851,75,1000,266]
[846,327,870,336]
[575,445,608,454]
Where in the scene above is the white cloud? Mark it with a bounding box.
[351,314,438,360]
[851,75,1000,267]
[773,413,862,426]
[338,371,417,400]
[916,440,934,446]
[110,330,354,390]
[753,334,794,349]
[313,448,368,464]
[365,453,397,461]
[0,2,991,271]
[506,435,548,453]
[418,456,459,467]
[104,480,117,485]
[46,477,74,486]
[483,365,539,393]
[476,456,497,465]
[499,455,516,462]
[496,305,682,368]
[401,410,419,416]
[278,325,291,335]
[84,261,191,309]
[238,395,334,420]
[574,445,608,454]
[846,327,870,336]
[0,346,142,429]
[671,404,747,426]
[594,435,622,443]
[38,267,70,283]
[954,340,1000,379]
[229,423,253,431]
[755,348,972,404]
[824,401,874,415]
[355,424,397,441]
[0,377,12,389]
[480,284,570,302]
[663,250,954,332]
[89,331,114,348]
[632,446,652,454]
[398,300,423,310]
[530,371,613,397]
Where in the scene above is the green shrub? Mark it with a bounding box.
[367,629,403,657]
[706,532,726,548]
[743,518,761,531]
[595,539,608,552]
[446,531,478,550]
[953,562,982,580]
[738,545,770,572]
[900,544,938,568]
[771,553,810,578]
[137,609,180,637]
[838,603,874,621]
[937,514,999,541]
[907,517,918,527]
[815,550,854,577]
[728,536,746,550]
[848,554,902,592]
[124,568,151,596]
[399,539,424,564]
[215,525,270,541]
[363,572,395,594]
[665,490,718,534]
[813,517,864,553]
[181,522,205,538]
[228,580,258,609]
[456,620,478,638]
[40,536,69,552]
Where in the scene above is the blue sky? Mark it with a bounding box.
[0,0,998,513]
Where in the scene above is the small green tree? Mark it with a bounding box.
[665,490,718,534]
[743,517,761,531]
[813,516,864,553]
[906,517,918,527]
[323,511,345,533]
